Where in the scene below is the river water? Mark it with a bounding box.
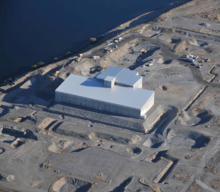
[0,0,180,82]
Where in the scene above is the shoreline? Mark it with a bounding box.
[0,0,191,86]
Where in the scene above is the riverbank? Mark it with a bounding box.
[0,0,191,86]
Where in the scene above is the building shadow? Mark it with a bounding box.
[80,78,103,88]
[2,65,64,107]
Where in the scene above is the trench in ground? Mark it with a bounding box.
[52,122,131,145]
[151,150,178,183]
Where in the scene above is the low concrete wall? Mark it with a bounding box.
[49,103,146,132]
[143,105,164,131]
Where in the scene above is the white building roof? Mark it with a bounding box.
[96,66,141,87]
[55,74,154,110]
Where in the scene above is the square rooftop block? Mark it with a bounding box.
[96,66,142,88]
[104,76,116,88]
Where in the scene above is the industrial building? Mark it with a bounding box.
[55,67,154,119]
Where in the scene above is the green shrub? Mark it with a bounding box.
[37,62,45,67]
[8,78,13,82]
[53,57,59,61]
[66,52,71,56]
[31,64,38,70]
[31,62,45,70]
[89,37,97,44]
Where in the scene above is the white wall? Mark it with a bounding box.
[55,91,142,118]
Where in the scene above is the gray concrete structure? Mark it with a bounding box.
[55,67,154,119]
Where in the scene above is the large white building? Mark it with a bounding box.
[55,67,154,119]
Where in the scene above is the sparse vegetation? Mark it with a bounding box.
[53,57,59,61]
[31,64,38,70]
[89,35,104,44]
[89,37,97,44]
[66,51,71,56]
[37,62,45,67]
[31,61,45,70]
[8,78,13,82]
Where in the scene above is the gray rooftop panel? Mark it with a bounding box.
[96,66,141,87]
[96,66,123,80]
[55,74,154,110]
[116,69,141,86]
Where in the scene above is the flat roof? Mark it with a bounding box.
[115,69,141,86]
[55,74,154,110]
[96,67,123,79]
[96,66,142,87]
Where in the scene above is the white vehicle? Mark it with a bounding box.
[188,53,194,58]
[186,57,195,63]
[118,37,123,41]
[186,55,195,63]
[92,56,100,60]
[114,40,119,43]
